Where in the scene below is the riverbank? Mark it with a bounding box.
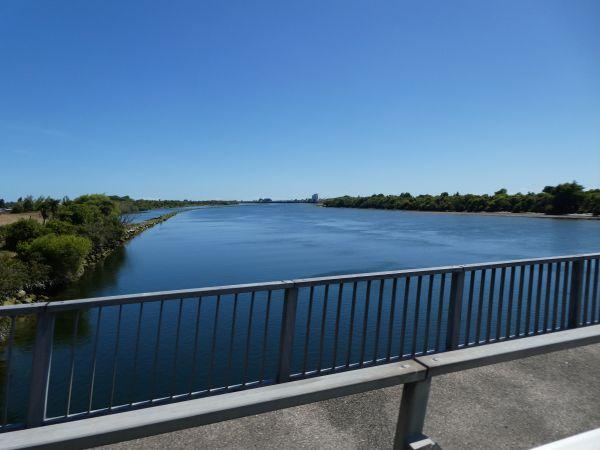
[1,211,179,306]
[321,205,600,220]
[85,212,178,265]
[322,183,600,217]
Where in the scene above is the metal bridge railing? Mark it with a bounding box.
[0,253,598,432]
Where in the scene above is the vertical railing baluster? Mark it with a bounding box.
[525,265,535,335]
[277,286,298,383]
[226,294,239,388]
[373,279,385,363]
[188,297,203,395]
[485,268,496,343]
[242,292,256,385]
[303,286,315,375]
[411,276,423,356]
[317,284,330,373]
[27,309,55,427]
[208,295,221,390]
[569,260,584,328]
[170,299,184,397]
[552,263,562,330]
[465,271,475,345]
[387,278,399,361]
[130,303,144,404]
[2,317,16,426]
[475,270,486,344]
[422,275,434,354]
[109,305,123,409]
[446,270,464,350]
[592,259,599,323]
[332,282,344,370]
[505,267,516,339]
[533,264,543,335]
[399,277,411,358]
[259,291,272,384]
[495,268,506,341]
[543,263,553,332]
[65,310,80,416]
[434,273,446,351]
[583,259,592,324]
[345,282,358,368]
[359,281,372,366]
[150,301,164,400]
[516,266,525,336]
[87,307,102,414]
[561,262,571,329]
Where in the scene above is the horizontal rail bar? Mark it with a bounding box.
[0,361,426,449]
[0,302,48,316]
[1,253,597,315]
[459,253,599,271]
[0,281,294,314]
[292,253,600,286]
[292,265,463,286]
[416,324,600,376]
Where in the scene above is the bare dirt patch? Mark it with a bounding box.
[0,211,43,226]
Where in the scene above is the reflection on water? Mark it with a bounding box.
[54,247,127,301]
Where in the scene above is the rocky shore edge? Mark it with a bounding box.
[1,211,178,307]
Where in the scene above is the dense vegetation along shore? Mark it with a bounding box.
[323,182,600,216]
[1,194,236,215]
[0,195,191,305]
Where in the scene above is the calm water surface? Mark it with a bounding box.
[59,203,600,298]
[3,204,600,424]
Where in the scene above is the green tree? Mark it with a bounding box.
[18,234,92,281]
[543,182,585,214]
[22,196,34,212]
[3,219,45,251]
[322,182,598,215]
[0,254,29,297]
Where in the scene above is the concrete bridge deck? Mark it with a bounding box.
[100,343,600,450]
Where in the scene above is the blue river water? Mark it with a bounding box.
[59,203,600,298]
[3,204,600,425]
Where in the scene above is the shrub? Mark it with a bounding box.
[581,192,600,216]
[0,253,29,298]
[3,219,45,251]
[45,219,76,235]
[55,195,125,249]
[19,234,92,281]
[543,182,585,215]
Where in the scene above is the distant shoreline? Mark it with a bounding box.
[321,205,600,220]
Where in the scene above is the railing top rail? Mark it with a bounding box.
[3,324,600,449]
[459,252,599,271]
[1,252,598,314]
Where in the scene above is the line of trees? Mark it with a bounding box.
[2,195,61,221]
[109,196,237,214]
[2,195,236,216]
[0,194,126,300]
[323,182,600,216]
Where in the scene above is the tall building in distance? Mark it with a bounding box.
[311,193,319,203]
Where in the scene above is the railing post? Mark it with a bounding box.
[568,260,584,328]
[277,285,299,383]
[446,269,465,350]
[393,377,433,449]
[26,309,55,428]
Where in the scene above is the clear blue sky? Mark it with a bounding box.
[1,1,599,201]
